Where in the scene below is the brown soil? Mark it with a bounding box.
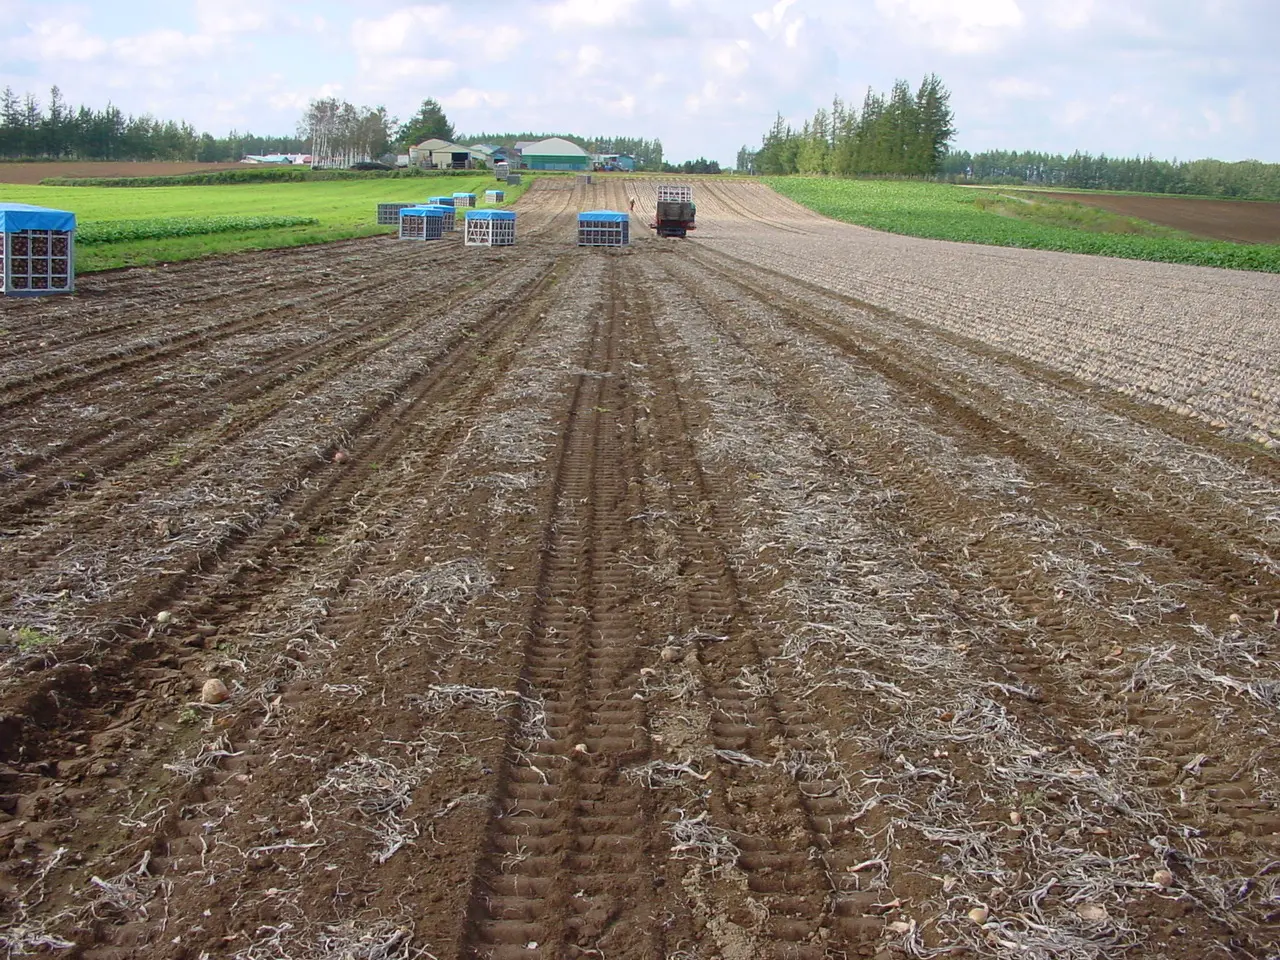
[1036,191,1280,244]
[0,180,1277,960]
[0,162,248,184]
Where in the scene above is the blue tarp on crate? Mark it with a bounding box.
[0,203,76,232]
[466,210,516,221]
[578,210,628,222]
[399,206,443,217]
[452,193,476,199]
[428,196,456,206]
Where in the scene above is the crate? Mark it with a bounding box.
[376,202,415,225]
[485,190,505,203]
[506,174,522,186]
[465,210,516,247]
[495,162,509,178]
[1,204,77,297]
[427,204,457,232]
[577,174,593,185]
[577,210,629,247]
[398,206,446,241]
[452,193,477,208]
[656,184,693,202]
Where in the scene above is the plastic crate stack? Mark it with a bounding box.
[465,210,517,247]
[398,206,447,241]
[577,210,629,247]
[1,203,76,296]
[376,202,415,225]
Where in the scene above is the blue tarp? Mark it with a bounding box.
[0,203,76,233]
[578,210,628,222]
[466,210,515,221]
[421,205,454,216]
[428,196,455,205]
[400,206,444,217]
[452,192,476,199]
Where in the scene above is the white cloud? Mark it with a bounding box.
[351,6,450,58]
[112,29,217,67]
[194,0,271,35]
[14,19,109,62]
[705,40,750,78]
[442,88,512,111]
[574,44,605,76]
[752,0,799,34]
[543,0,640,30]
[1060,99,1092,127]
[378,57,457,82]
[485,25,524,59]
[989,77,1051,100]
[1044,0,1095,31]
[875,0,1024,53]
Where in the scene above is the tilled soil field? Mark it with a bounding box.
[0,163,247,184]
[1033,192,1280,245]
[1,179,1278,960]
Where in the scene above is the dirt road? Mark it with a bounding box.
[1,180,1278,959]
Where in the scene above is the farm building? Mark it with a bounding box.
[593,153,636,172]
[522,138,590,172]
[469,144,513,168]
[1,202,76,296]
[242,154,311,165]
[409,139,474,169]
[512,141,538,167]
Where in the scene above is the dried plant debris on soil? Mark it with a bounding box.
[0,179,1277,960]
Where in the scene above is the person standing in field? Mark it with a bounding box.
[629,198,635,213]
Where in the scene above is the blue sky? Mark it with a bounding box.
[0,0,1276,165]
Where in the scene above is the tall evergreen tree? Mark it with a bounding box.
[396,98,453,146]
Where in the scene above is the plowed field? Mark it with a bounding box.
[1,179,1278,960]
[1035,192,1280,244]
[0,162,247,184]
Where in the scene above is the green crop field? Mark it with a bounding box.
[0,175,527,271]
[765,177,1280,273]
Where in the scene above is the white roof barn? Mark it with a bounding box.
[522,138,591,170]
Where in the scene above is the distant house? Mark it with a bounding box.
[522,137,590,172]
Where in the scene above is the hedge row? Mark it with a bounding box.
[77,215,321,244]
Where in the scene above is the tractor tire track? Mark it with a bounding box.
[460,256,666,960]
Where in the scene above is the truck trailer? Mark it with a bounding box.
[651,184,696,238]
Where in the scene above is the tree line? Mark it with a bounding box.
[941,150,1280,201]
[745,75,955,177]
[0,85,688,172]
[300,99,393,167]
[0,86,306,162]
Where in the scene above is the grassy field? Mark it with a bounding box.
[765,177,1280,272]
[0,175,526,271]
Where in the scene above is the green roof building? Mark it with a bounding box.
[521,137,591,171]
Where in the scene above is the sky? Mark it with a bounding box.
[0,0,1276,166]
